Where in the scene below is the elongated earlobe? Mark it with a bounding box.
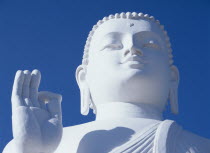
[169,87,178,114]
[169,65,179,114]
[76,65,96,115]
[80,88,91,115]
[80,88,97,115]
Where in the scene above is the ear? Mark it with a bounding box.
[76,65,87,88]
[169,65,180,114]
[76,65,91,115]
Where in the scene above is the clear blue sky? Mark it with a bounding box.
[0,0,209,151]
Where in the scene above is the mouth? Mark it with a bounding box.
[121,56,147,69]
[121,55,147,64]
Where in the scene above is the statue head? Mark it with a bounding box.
[76,12,179,116]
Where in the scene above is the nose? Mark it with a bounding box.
[124,45,143,57]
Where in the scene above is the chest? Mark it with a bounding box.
[56,120,160,153]
[76,126,137,153]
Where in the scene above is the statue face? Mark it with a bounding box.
[85,19,172,111]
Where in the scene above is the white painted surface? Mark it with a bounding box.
[3,12,210,153]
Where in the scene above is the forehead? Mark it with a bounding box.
[91,19,165,42]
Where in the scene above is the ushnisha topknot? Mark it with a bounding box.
[82,12,173,66]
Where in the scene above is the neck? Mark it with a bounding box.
[95,102,163,121]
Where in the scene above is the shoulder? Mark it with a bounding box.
[177,129,210,153]
[55,122,94,153]
[2,140,15,153]
[153,120,181,153]
[154,120,210,153]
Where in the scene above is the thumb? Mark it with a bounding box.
[38,91,62,121]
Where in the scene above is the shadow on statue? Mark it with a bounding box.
[77,127,134,153]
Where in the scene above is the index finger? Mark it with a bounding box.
[11,70,25,108]
[12,70,24,97]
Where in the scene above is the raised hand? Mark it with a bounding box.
[11,70,62,153]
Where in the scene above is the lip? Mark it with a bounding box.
[121,55,146,64]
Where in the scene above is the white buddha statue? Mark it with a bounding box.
[3,12,210,153]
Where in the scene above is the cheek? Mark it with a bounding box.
[89,51,121,69]
[147,51,170,69]
[144,52,171,82]
[86,51,122,87]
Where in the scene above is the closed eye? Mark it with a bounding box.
[142,43,160,50]
[101,43,123,51]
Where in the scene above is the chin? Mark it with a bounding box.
[116,75,169,105]
[91,77,169,109]
[88,69,170,109]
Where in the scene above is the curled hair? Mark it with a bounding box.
[82,12,174,66]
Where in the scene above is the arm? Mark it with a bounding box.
[3,70,63,153]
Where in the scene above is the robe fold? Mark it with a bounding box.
[110,120,210,153]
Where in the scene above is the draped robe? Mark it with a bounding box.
[110,120,210,153]
[55,120,210,153]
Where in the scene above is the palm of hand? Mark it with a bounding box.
[12,70,62,153]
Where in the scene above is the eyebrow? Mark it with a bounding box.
[103,31,161,39]
[133,31,162,41]
[102,32,124,39]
